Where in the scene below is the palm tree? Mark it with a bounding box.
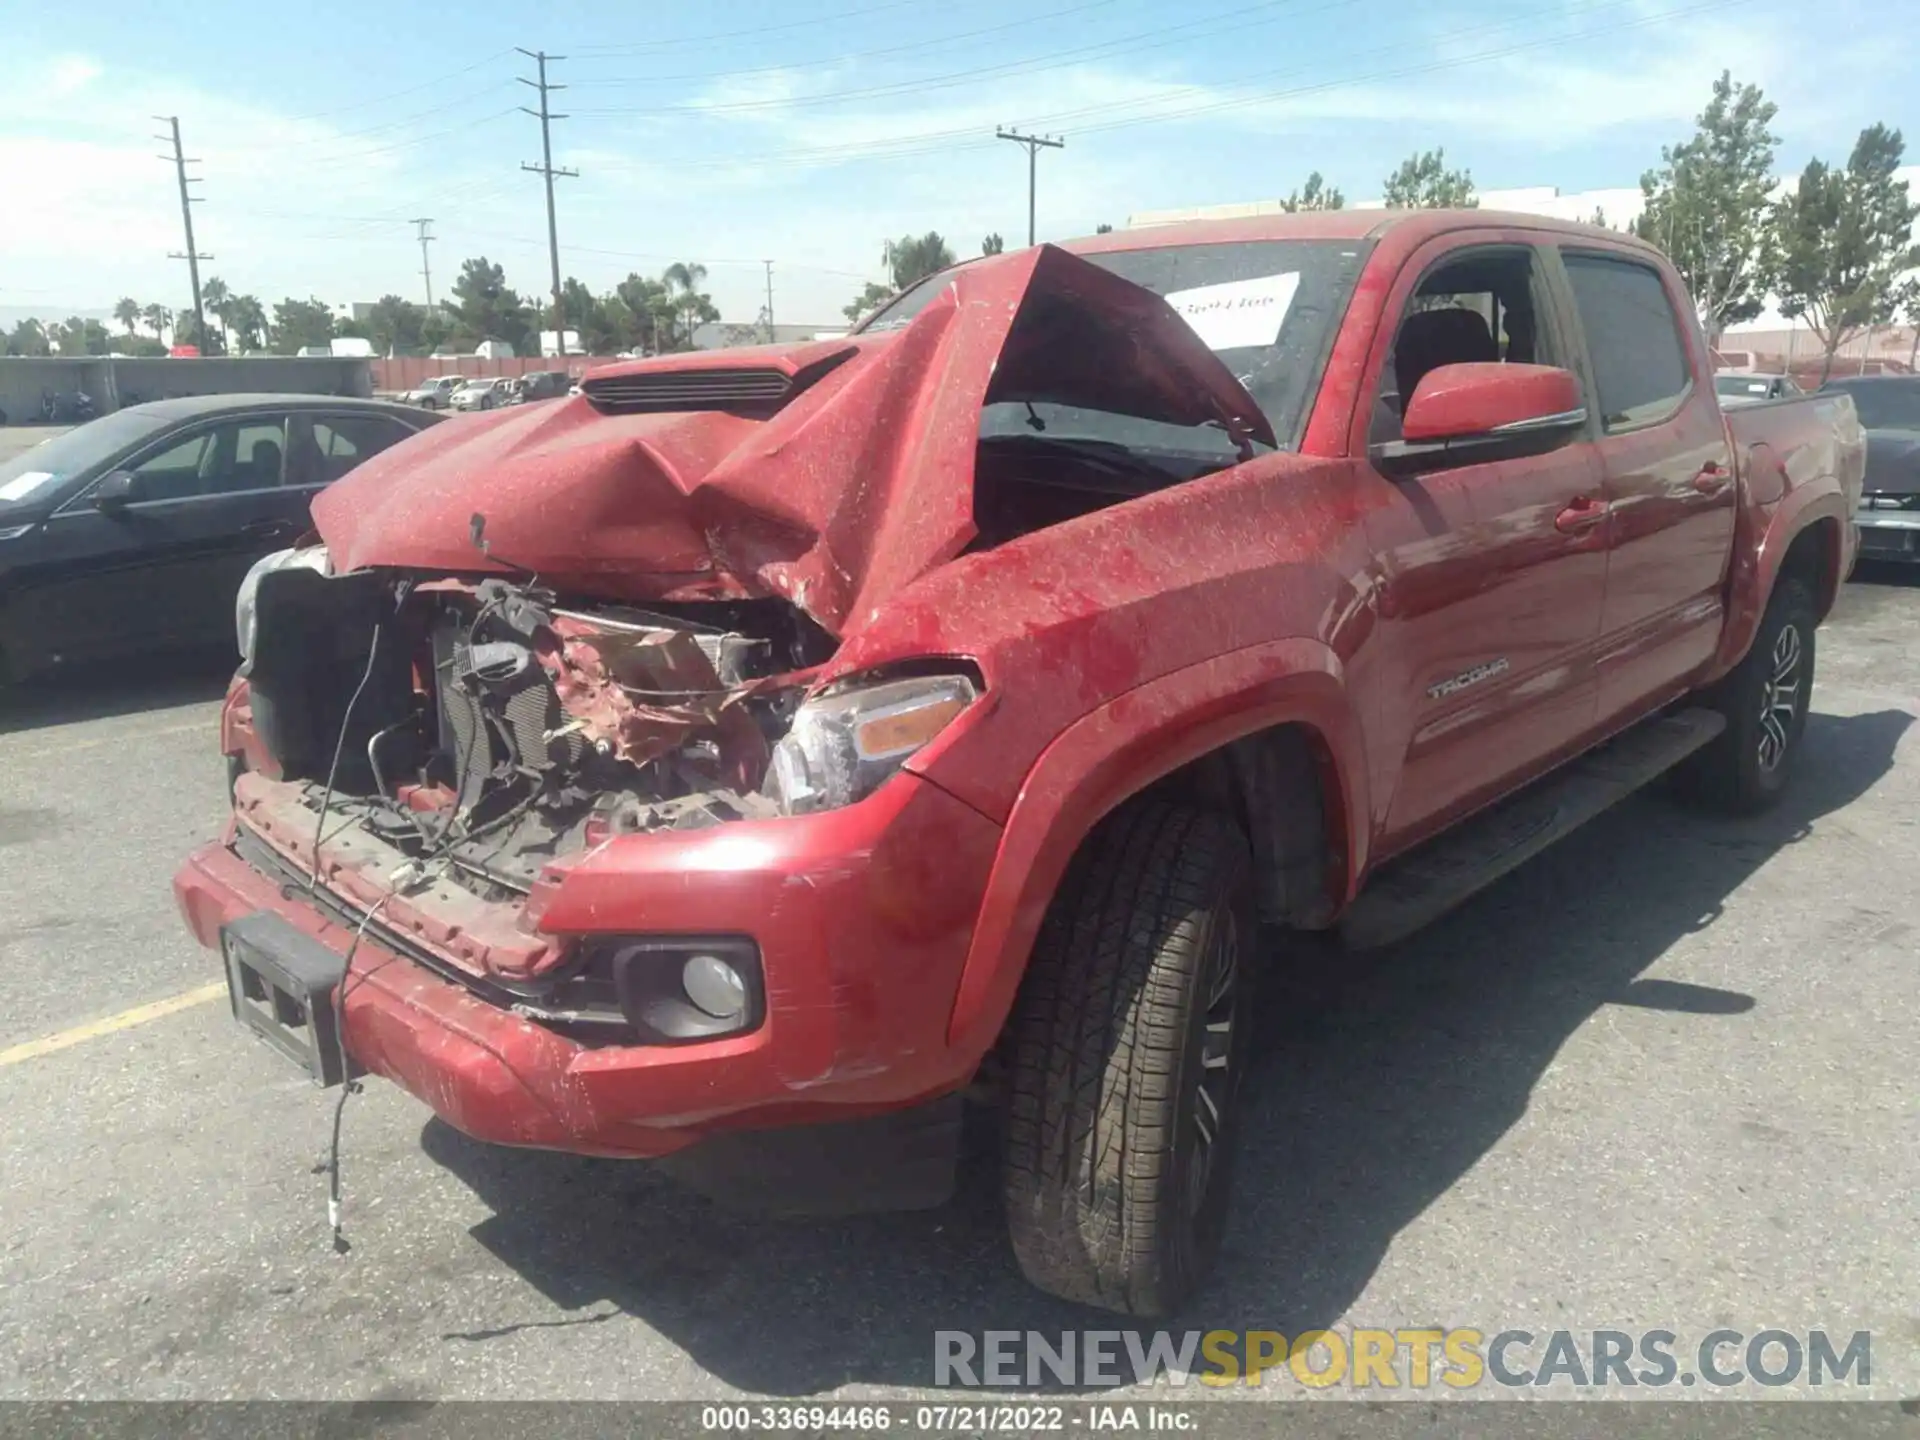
[227,295,267,353]
[113,298,141,336]
[140,303,171,342]
[663,261,709,350]
[202,276,233,351]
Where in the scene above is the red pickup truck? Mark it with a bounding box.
[175,208,1863,1316]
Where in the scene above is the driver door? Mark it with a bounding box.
[18,413,292,666]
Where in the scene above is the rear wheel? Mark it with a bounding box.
[1001,800,1254,1315]
[1678,576,1815,813]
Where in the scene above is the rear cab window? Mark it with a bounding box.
[1560,252,1693,431]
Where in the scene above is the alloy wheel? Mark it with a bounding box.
[1184,915,1240,1219]
[1757,622,1803,774]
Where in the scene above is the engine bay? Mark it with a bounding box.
[245,567,836,903]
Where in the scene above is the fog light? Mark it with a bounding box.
[682,953,748,1020]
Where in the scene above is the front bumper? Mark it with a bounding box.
[173,773,1003,1157]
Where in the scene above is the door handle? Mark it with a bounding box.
[1554,495,1608,534]
[241,519,295,541]
[1692,462,1731,496]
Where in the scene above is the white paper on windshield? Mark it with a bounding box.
[0,470,58,504]
[1163,272,1300,351]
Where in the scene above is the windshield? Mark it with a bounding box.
[862,240,1368,449]
[1832,381,1920,430]
[0,412,168,514]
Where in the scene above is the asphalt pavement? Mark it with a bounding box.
[0,568,1916,1407]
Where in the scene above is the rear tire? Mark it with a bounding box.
[1002,801,1254,1316]
[1677,576,1816,813]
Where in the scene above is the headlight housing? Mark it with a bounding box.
[235,545,329,668]
[765,673,978,815]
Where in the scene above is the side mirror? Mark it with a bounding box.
[92,470,142,513]
[1375,363,1587,474]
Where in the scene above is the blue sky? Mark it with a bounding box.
[1,0,1912,329]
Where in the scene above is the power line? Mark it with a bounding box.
[570,0,937,54]
[518,48,578,357]
[411,218,436,310]
[996,129,1064,246]
[154,116,212,345]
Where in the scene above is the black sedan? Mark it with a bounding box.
[1824,374,1920,564]
[0,394,439,681]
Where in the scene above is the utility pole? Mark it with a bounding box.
[518,49,577,357]
[995,127,1064,247]
[154,116,212,347]
[411,218,436,311]
[763,260,775,343]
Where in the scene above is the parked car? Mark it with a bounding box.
[1822,373,1920,562]
[1715,372,1802,406]
[404,376,466,410]
[449,377,511,411]
[513,370,572,403]
[176,212,1862,1316]
[0,395,439,682]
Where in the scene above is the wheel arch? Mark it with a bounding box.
[944,638,1369,1059]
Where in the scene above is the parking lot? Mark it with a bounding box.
[1,500,1916,1400]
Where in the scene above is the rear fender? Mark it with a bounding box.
[1709,482,1849,680]
[943,638,1368,1057]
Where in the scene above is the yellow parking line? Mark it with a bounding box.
[0,982,226,1069]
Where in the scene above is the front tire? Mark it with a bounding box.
[1002,801,1254,1316]
[1679,576,1816,813]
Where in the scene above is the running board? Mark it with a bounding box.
[1339,707,1727,950]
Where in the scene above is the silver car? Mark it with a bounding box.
[405,375,466,410]
[449,377,511,412]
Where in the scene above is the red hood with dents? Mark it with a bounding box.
[315,245,1274,636]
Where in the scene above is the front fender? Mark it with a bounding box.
[942,637,1368,1057]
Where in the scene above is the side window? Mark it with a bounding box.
[129,433,213,502]
[1372,248,1557,445]
[1561,253,1691,431]
[125,420,283,500]
[298,415,412,485]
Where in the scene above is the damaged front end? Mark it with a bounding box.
[232,554,979,1040]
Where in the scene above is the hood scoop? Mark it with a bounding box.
[582,347,855,416]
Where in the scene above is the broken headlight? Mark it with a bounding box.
[235,545,330,667]
[765,673,978,815]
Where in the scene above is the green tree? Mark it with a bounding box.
[201,276,233,352]
[884,232,955,289]
[267,297,337,353]
[51,317,111,356]
[841,281,894,325]
[449,256,533,354]
[1772,124,1920,382]
[112,297,141,336]
[560,277,624,354]
[173,312,226,356]
[612,272,674,353]
[1095,222,1115,234]
[363,294,428,356]
[1282,171,1344,211]
[140,302,171,341]
[662,261,718,350]
[1382,148,1477,209]
[982,233,1005,256]
[6,319,51,356]
[227,295,267,353]
[1633,73,1779,342]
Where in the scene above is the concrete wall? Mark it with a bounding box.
[0,356,372,422]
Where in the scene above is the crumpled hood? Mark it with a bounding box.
[1862,428,1920,496]
[315,244,1273,635]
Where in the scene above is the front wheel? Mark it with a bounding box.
[1677,576,1816,813]
[1002,801,1254,1316]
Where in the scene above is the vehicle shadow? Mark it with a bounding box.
[0,647,234,735]
[419,707,1911,1396]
